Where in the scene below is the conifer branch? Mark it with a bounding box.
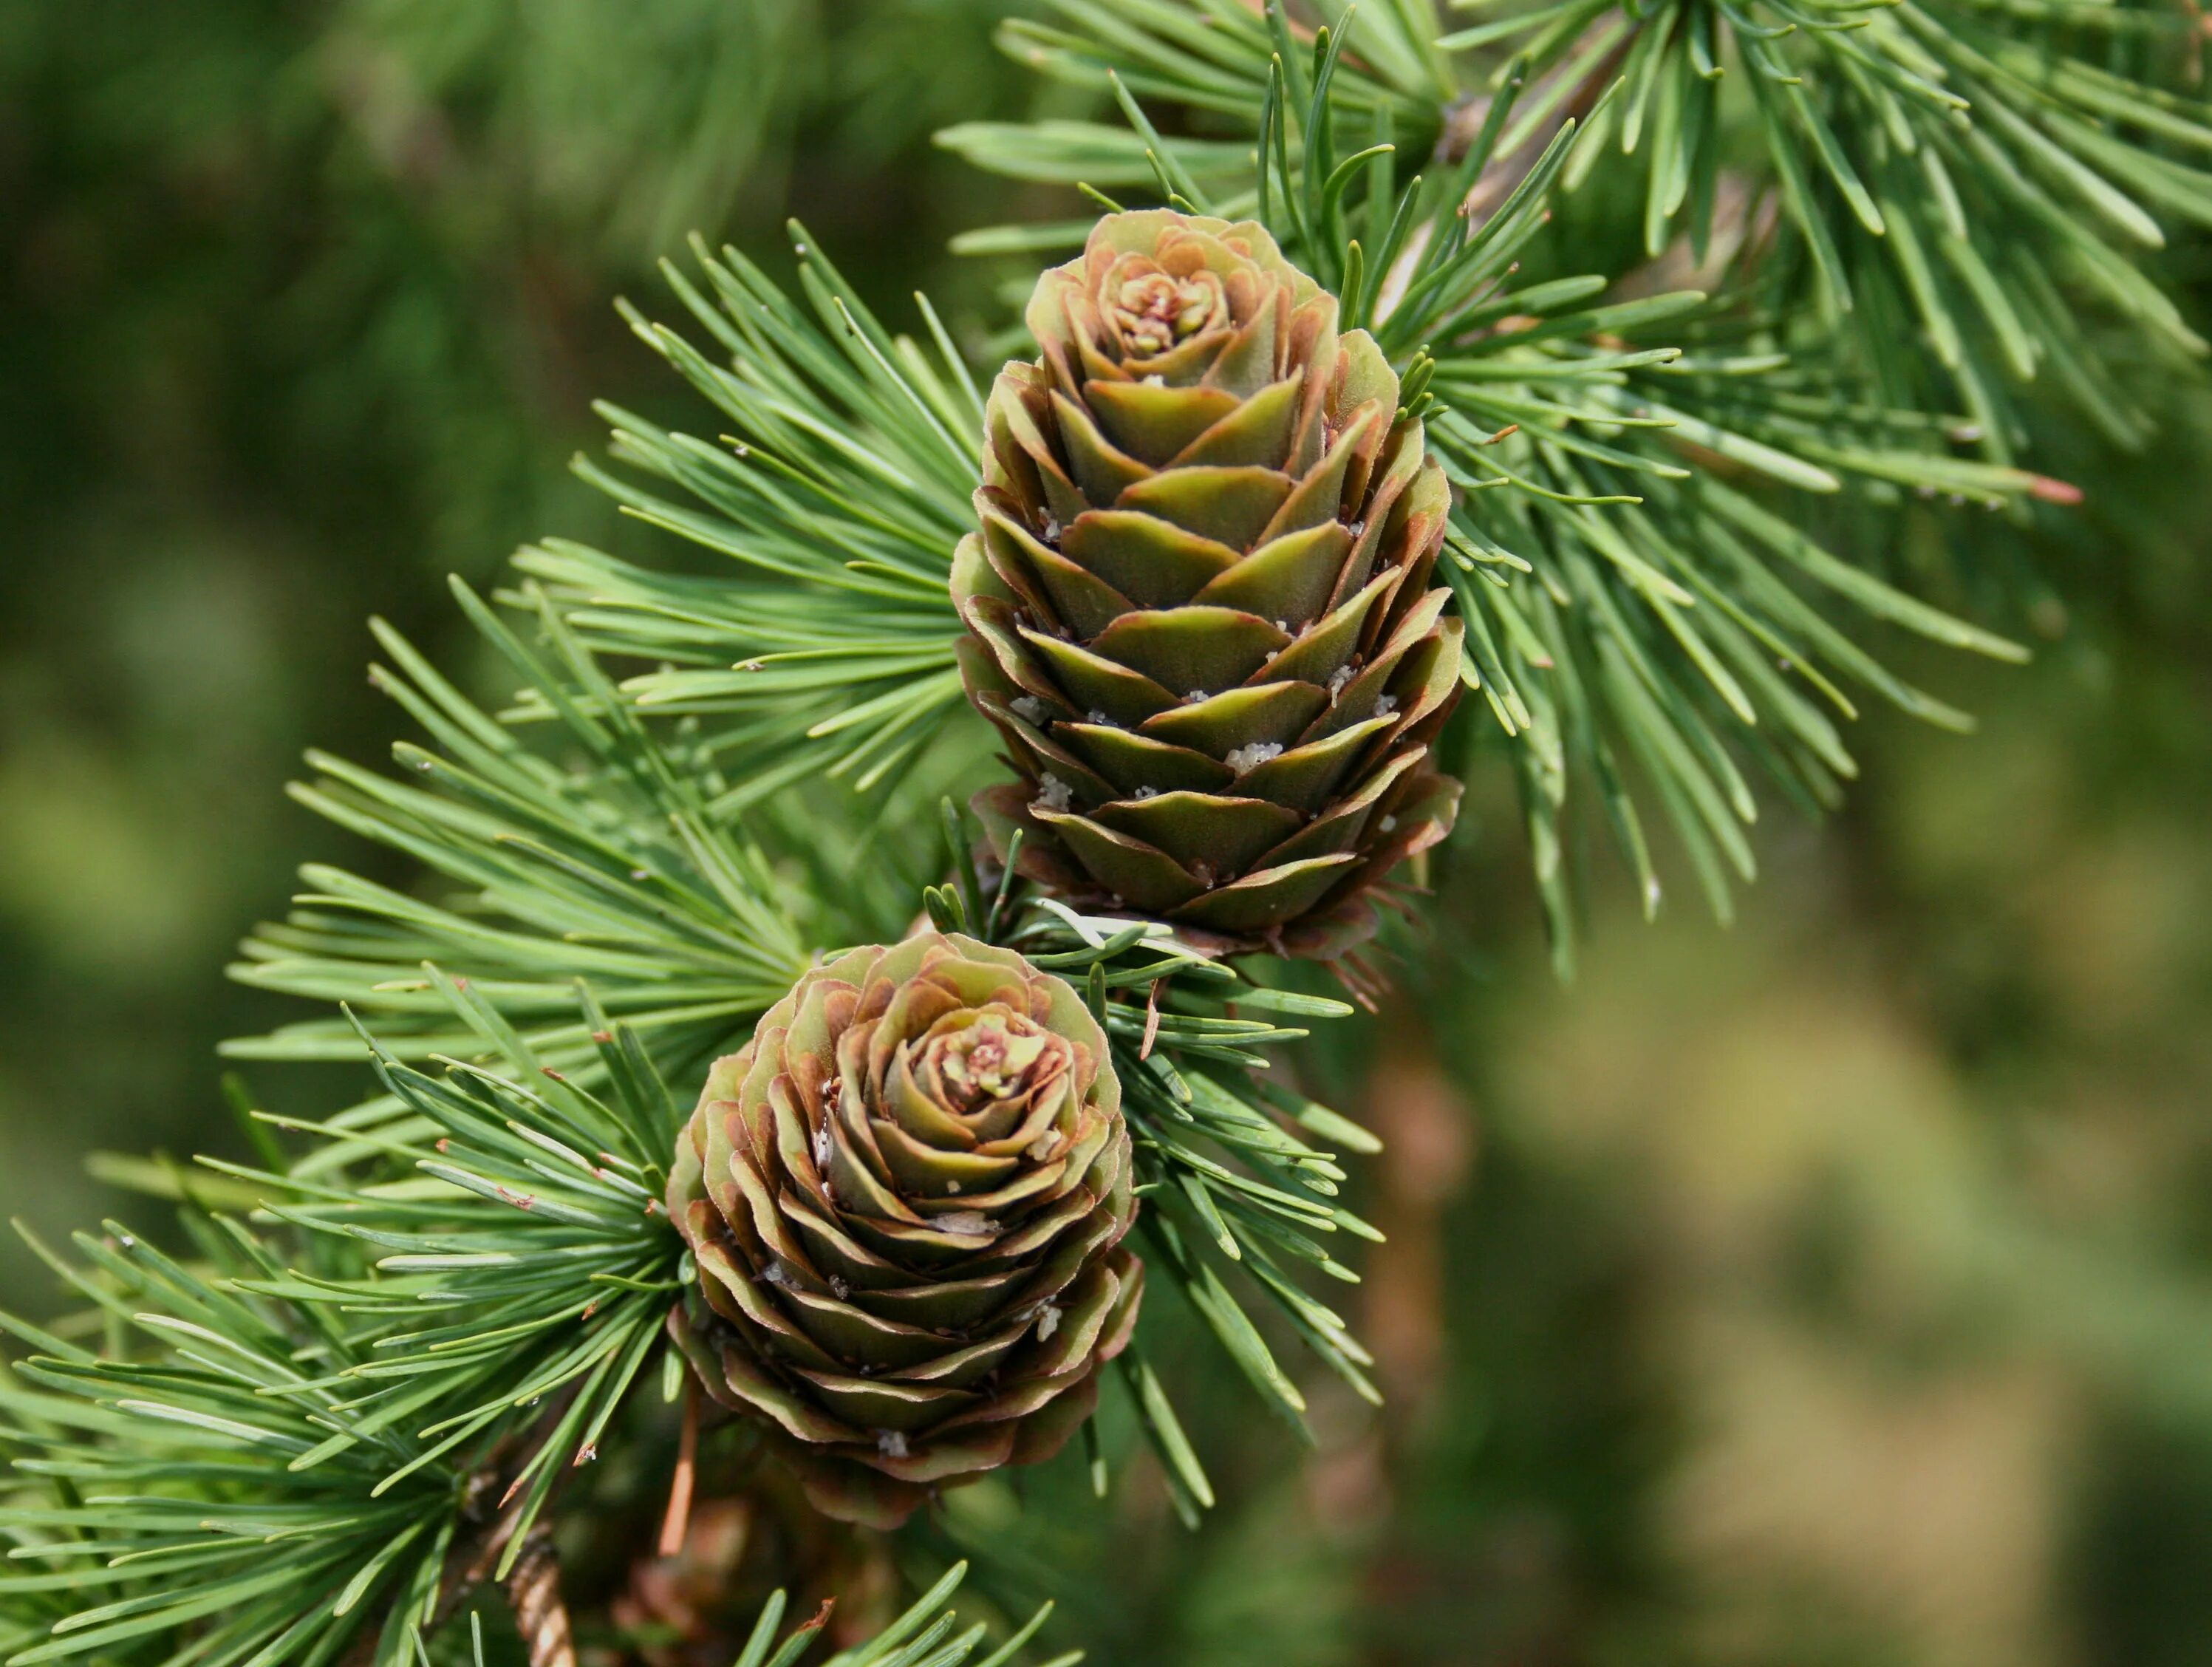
[930,0,2183,946]
[515,228,986,808]
[9,7,2196,1663]
[225,578,812,1134]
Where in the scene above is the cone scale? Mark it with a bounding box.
[956,211,1464,959]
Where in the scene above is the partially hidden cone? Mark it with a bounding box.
[666,933,1141,1528]
[611,1480,897,1665]
[955,209,1464,959]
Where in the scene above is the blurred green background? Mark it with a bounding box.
[4,4,2211,1663]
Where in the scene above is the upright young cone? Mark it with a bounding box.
[955,210,1464,958]
[666,933,1140,1528]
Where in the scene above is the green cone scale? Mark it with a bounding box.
[666,933,1141,1528]
[955,210,1464,958]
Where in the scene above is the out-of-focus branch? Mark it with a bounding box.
[1362,1014,1476,1425]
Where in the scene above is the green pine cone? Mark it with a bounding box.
[666,933,1141,1529]
[955,209,1464,959]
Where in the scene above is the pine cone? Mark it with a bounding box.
[955,210,1464,958]
[609,1484,896,1666]
[666,933,1141,1528]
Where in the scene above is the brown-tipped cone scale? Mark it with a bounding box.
[666,933,1141,1529]
[955,210,1464,959]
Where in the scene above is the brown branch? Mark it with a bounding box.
[1360,1012,1475,1425]
[658,1379,701,1557]
[505,1527,580,1667]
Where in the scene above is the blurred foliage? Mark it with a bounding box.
[0,0,1034,1278]
[3,4,2211,1666]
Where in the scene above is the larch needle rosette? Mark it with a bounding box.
[666,933,1141,1528]
[956,209,1464,960]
